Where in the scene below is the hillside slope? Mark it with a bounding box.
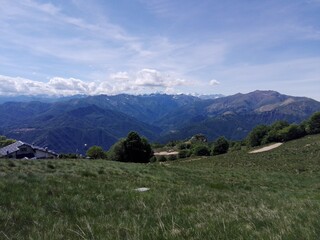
[1,134,320,239]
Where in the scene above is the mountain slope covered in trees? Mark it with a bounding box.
[0,91,320,153]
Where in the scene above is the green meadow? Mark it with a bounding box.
[1,135,320,239]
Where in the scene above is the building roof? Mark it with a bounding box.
[0,141,25,156]
[0,141,58,156]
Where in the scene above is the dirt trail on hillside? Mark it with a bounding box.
[249,143,283,153]
[154,151,179,156]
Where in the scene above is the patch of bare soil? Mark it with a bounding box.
[249,143,283,153]
[154,151,179,156]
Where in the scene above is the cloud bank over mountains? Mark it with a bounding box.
[0,69,192,96]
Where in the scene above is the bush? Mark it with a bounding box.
[230,141,242,151]
[149,156,157,163]
[168,155,177,161]
[109,132,153,163]
[0,136,16,148]
[178,142,191,150]
[158,156,167,162]
[166,141,179,147]
[178,149,191,158]
[59,153,79,159]
[212,137,229,155]
[192,145,210,156]
[247,125,269,147]
[305,112,320,134]
[86,146,106,159]
[278,124,306,141]
[262,121,290,144]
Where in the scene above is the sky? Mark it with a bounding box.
[0,0,320,100]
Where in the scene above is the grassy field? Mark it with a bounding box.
[1,135,320,239]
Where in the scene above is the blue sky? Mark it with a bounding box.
[0,0,320,100]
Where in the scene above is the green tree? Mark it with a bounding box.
[0,135,16,148]
[305,112,320,134]
[178,142,191,150]
[178,149,191,158]
[86,146,106,159]
[247,125,269,147]
[192,145,210,156]
[278,124,306,141]
[212,137,229,155]
[109,131,153,163]
[263,121,290,143]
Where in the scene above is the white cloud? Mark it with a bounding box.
[135,69,165,87]
[135,69,186,88]
[0,69,188,96]
[209,79,220,86]
[0,75,50,95]
[21,0,60,15]
[110,72,130,81]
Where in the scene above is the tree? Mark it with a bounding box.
[192,145,210,156]
[247,125,269,147]
[178,149,191,158]
[212,137,229,155]
[278,124,306,141]
[0,135,16,148]
[86,146,106,159]
[109,131,154,163]
[305,112,320,134]
[263,121,290,144]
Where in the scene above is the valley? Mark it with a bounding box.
[1,90,320,154]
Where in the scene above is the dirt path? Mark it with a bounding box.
[249,143,283,153]
[154,151,179,156]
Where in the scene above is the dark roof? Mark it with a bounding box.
[0,141,58,156]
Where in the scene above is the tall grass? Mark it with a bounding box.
[1,134,320,239]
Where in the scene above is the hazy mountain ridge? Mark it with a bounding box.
[1,91,320,153]
[157,90,320,142]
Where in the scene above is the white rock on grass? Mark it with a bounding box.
[135,187,150,192]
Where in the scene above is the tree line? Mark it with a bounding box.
[85,132,230,163]
[2,111,319,163]
[247,112,320,147]
[85,111,320,162]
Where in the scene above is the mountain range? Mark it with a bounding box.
[1,90,320,154]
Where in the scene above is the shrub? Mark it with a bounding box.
[230,141,242,151]
[0,136,16,148]
[86,146,106,159]
[166,141,178,147]
[178,149,191,158]
[262,121,290,144]
[178,142,191,150]
[158,156,167,162]
[212,137,229,155]
[109,131,153,163]
[59,153,78,159]
[278,124,306,141]
[149,156,157,163]
[192,145,210,156]
[305,112,320,134]
[168,155,177,161]
[247,125,269,147]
